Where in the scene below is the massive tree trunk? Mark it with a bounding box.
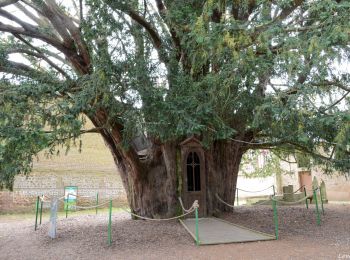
[206,141,244,215]
[91,112,245,218]
[117,140,244,218]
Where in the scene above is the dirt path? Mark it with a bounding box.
[0,204,349,259]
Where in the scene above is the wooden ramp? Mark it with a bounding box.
[180,218,275,245]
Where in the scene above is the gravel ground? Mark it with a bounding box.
[0,204,349,260]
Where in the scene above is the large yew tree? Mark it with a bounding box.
[0,0,349,217]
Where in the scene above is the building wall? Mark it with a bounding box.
[236,175,276,198]
[237,158,350,202]
[280,167,350,201]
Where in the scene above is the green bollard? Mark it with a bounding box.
[313,189,321,226]
[34,196,39,231]
[304,187,308,209]
[272,198,279,239]
[96,192,99,215]
[236,188,239,206]
[108,200,112,246]
[319,187,324,215]
[195,206,200,246]
[65,194,69,218]
[40,197,43,225]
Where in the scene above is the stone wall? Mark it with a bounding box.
[1,171,126,213]
[280,161,350,201]
[0,119,127,213]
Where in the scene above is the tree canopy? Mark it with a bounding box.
[1,0,349,189]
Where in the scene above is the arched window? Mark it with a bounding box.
[186,151,201,191]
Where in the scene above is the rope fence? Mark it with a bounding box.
[34,194,200,246]
[216,187,324,240]
[235,185,275,206]
[34,185,325,245]
[236,185,274,193]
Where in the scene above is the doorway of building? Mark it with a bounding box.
[299,171,312,192]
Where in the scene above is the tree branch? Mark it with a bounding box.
[254,0,304,36]
[154,0,181,60]
[104,0,168,63]
[311,80,350,92]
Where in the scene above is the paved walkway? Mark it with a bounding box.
[180,218,275,245]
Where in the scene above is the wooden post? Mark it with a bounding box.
[108,200,112,245]
[96,192,99,215]
[304,187,308,209]
[195,206,200,246]
[65,194,69,218]
[40,196,43,225]
[313,189,321,226]
[319,187,324,215]
[34,196,39,231]
[272,198,279,239]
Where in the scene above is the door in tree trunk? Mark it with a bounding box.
[181,138,207,217]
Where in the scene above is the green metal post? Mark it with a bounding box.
[236,188,239,206]
[313,189,321,226]
[272,185,276,196]
[39,196,43,225]
[272,198,278,239]
[65,194,69,218]
[34,196,39,231]
[304,187,308,209]
[319,187,324,215]
[195,207,200,246]
[96,192,99,215]
[108,200,112,246]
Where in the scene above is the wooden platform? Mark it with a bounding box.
[179,217,275,245]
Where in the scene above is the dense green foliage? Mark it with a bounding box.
[0,0,349,189]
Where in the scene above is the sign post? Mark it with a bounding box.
[64,186,78,216]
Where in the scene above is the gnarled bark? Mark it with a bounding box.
[91,113,245,218]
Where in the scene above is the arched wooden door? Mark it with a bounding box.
[181,144,207,217]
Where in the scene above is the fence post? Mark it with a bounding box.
[35,196,39,231]
[272,198,278,239]
[304,187,308,209]
[236,188,239,206]
[313,189,321,226]
[40,196,43,225]
[96,192,99,215]
[272,185,276,196]
[108,200,112,246]
[319,187,324,215]
[65,194,69,218]
[195,206,200,246]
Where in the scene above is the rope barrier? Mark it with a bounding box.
[120,200,199,221]
[216,193,271,208]
[251,199,273,206]
[178,197,193,213]
[236,185,274,193]
[216,194,236,208]
[270,196,310,205]
[73,200,111,210]
[65,193,97,199]
[293,185,306,193]
[279,185,306,195]
[39,196,51,203]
